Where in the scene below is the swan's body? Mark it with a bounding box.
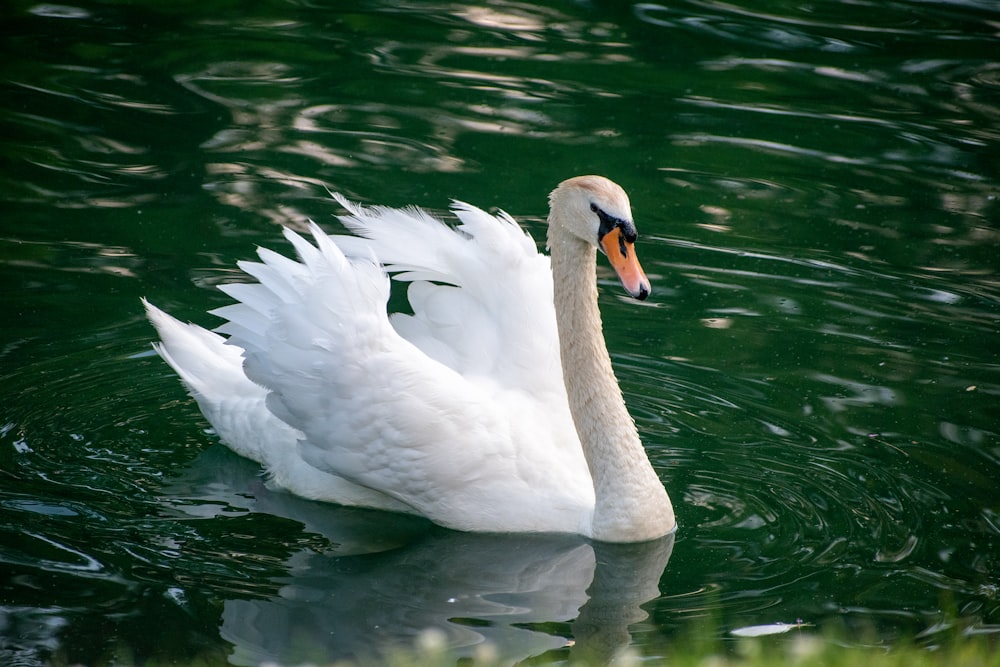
[145,176,675,542]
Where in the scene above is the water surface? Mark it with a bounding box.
[1,0,998,664]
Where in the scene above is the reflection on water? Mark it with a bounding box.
[220,532,673,666]
[1,0,999,663]
[164,448,674,666]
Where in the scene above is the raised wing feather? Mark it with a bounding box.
[330,196,567,401]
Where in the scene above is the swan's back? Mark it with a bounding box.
[148,198,594,534]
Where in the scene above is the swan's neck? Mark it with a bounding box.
[548,225,675,542]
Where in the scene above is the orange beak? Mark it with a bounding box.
[600,227,651,301]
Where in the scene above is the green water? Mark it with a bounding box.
[2,0,998,664]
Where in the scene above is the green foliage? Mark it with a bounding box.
[348,627,1000,667]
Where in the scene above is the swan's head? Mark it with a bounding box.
[548,175,651,300]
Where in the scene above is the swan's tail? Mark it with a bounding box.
[143,298,286,464]
[144,297,411,510]
[142,297,252,400]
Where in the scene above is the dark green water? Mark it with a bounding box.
[2,0,998,664]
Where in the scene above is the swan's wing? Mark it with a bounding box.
[209,225,591,530]
[329,196,568,403]
[143,298,417,514]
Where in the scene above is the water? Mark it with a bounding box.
[2,0,998,664]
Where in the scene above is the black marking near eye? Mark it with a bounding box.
[593,204,638,248]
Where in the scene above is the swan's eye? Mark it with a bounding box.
[594,205,615,239]
[594,204,636,244]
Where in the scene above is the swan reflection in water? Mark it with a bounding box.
[167,447,674,665]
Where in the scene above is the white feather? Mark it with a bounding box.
[145,177,676,541]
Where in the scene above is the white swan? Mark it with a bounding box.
[144,175,675,542]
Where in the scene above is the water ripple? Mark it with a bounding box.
[635,0,999,49]
[1,0,998,659]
